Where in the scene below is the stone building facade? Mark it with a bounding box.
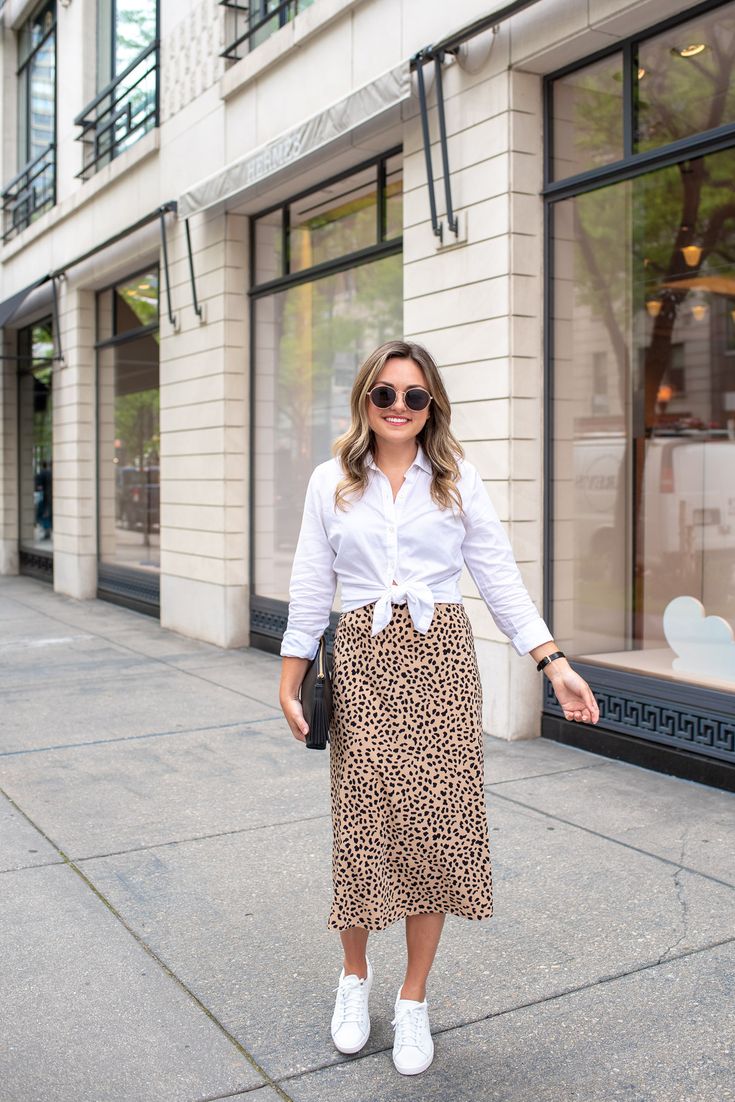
[2,0,734,788]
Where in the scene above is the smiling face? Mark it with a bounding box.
[366,356,432,449]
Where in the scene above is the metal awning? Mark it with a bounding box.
[0,275,51,328]
[0,201,207,361]
[177,63,411,220]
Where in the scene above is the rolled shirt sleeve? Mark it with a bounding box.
[460,462,553,656]
[280,467,338,660]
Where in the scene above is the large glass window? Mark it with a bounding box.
[3,1,56,239]
[551,147,735,693]
[97,271,160,586]
[551,52,624,179]
[636,4,735,152]
[18,319,54,559]
[550,1,735,179]
[252,155,403,612]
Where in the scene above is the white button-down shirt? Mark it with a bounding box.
[280,444,552,660]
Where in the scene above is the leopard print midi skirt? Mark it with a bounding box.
[327,600,494,932]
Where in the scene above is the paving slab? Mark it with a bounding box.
[279,939,735,1102]
[173,658,282,711]
[0,722,327,857]
[0,862,266,1102]
[0,632,154,689]
[103,625,240,663]
[483,734,614,786]
[79,795,735,1080]
[1,667,279,753]
[493,759,735,885]
[0,595,51,623]
[0,789,60,871]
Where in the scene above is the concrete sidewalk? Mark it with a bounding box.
[1,575,733,1102]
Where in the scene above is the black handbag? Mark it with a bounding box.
[300,635,333,750]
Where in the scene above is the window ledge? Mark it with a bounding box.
[1,128,160,262]
[221,0,366,103]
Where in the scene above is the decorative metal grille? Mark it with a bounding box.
[97,562,160,612]
[250,595,338,651]
[543,665,735,764]
[19,549,53,582]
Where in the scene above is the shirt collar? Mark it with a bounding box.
[367,442,432,474]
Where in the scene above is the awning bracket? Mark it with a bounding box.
[184,218,204,322]
[413,48,459,244]
[51,274,64,365]
[158,205,178,330]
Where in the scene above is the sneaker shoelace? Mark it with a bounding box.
[334,976,367,1024]
[391,1003,427,1050]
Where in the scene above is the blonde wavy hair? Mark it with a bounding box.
[332,340,465,512]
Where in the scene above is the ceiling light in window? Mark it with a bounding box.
[676,43,707,57]
[646,298,662,318]
[681,244,703,267]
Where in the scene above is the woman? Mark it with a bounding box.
[279,340,599,1077]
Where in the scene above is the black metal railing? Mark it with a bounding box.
[1,143,56,242]
[220,0,314,61]
[74,41,159,180]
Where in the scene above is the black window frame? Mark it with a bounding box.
[16,315,55,582]
[541,0,735,785]
[2,0,57,240]
[95,264,161,616]
[75,0,160,180]
[248,148,403,652]
[220,0,315,62]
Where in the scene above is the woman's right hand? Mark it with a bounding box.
[281,695,309,743]
[279,656,311,743]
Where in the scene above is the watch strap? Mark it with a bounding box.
[537,650,565,672]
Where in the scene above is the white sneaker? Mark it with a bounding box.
[330,957,373,1054]
[391,988,434,1075]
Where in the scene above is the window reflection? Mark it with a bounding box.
[289,167,378,272]
[98,270,160,574]
[552,52,624,179]
[254,254,403,600]
[18,320,54,553]
[552,147,735,690]
[636,3,735,152]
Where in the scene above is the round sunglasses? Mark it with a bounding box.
[367,384,433,412]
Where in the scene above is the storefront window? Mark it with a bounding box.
[552,52,624,178]
[551,2,735,178]
[252,155,403,609]
[636,3,735,153]
[551,146,735,692]
[97,270,160,581]
[18,319,54,555]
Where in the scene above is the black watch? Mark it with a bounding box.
[537,650,566,673]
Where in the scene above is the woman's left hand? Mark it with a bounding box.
[547,663,600,725]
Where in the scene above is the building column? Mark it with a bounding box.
[0,330,19,575]
[403,38,546,740]
[52,285,98,599]
[158,210,249,648]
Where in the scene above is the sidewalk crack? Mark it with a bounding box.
[657,824,692,964]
